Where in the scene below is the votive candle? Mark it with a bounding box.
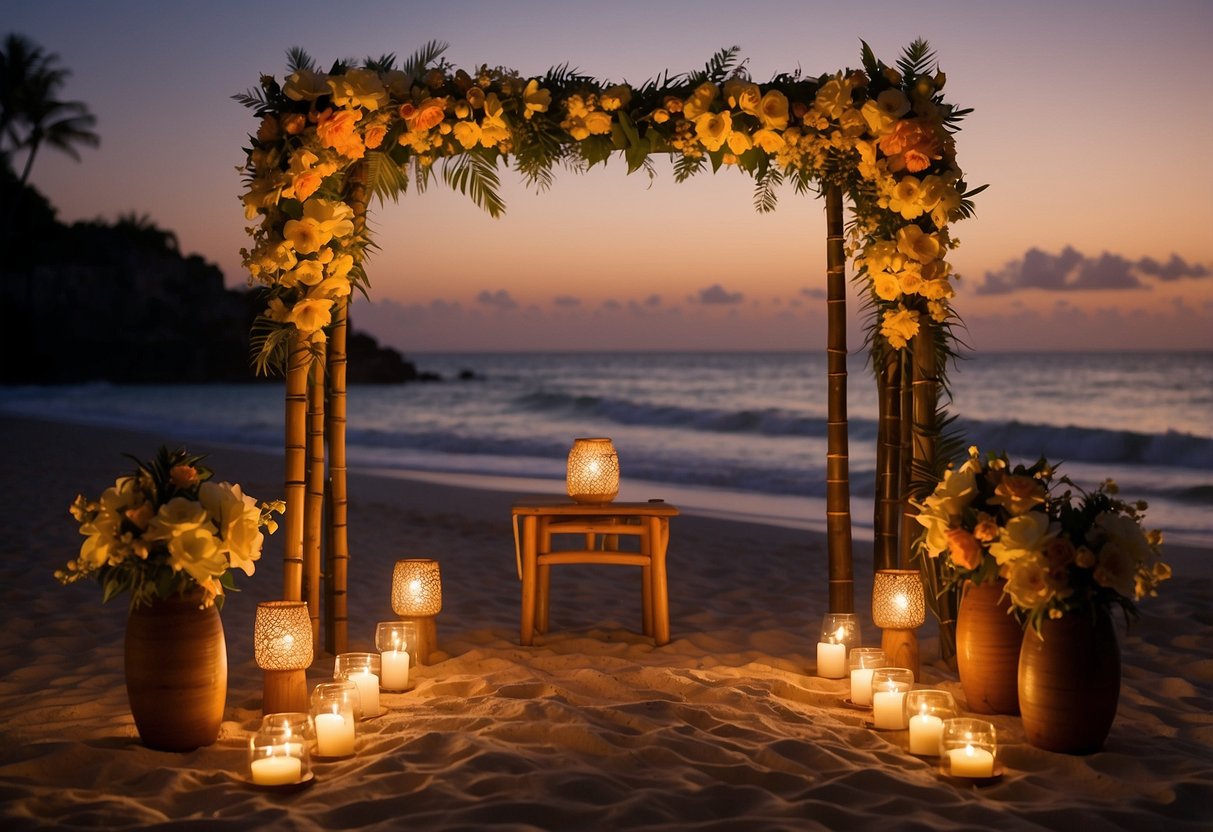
[870,667,914,730]
[848,647,887,707]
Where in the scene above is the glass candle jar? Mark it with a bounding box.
[334,652,381,718]
[941,718,999,778]
[248,724,311,787]
[870,667,915,730]
[309,681,358,759]
[904,690,957,755]
[817,613,862,679]
[375,620,417,689]
[848,647,888,707]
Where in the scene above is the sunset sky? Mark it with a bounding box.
[8,0,1213,353]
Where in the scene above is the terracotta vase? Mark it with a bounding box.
[955,579,1022,715]
[124,591,227,752]
[1018,608,1120,754]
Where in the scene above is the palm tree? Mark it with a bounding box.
[0,33,99,185]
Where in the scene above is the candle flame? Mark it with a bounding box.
[919,703,928,717]
[964,743,975,758]
[894,593,908,611]
[409,579,422,597]
[833,626,846,642]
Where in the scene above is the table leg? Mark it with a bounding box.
[519,516,538,646]
[650,517,671,646]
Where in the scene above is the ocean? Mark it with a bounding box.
[4,350,1211,548]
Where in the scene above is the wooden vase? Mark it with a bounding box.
[1018,608,1120,754]
[124,591,227,751]
[955,579,1022,715]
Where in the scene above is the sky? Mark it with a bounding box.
[7,0,1213,354]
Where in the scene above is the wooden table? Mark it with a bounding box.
[511,499,679,646]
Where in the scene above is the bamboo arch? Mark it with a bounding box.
[237,40,980,656]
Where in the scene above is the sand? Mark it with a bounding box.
[0,413,1210,830]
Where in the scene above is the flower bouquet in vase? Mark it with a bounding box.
[56,447,282,751]
[914,447,1050,715]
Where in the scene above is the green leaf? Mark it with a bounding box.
[402,40,449,77]
[440,150,506,217]
[673,154,705,182]
[624,134,651,174]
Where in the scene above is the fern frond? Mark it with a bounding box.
[249,316,291,377]
[402,40,449,77]
[690,46,742,84]
[673,153,705,183]
[286,47,316,74]
[441,150,506,217]
[896,38,936,81]
[752,163,784,213]
[363,150,410,204]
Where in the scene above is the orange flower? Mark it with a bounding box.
[945,527,983,571]
[315,108,366,160]
[990,474,1047,516]
[170,465,199,488]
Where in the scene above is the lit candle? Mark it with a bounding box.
[948,743,995,778]
[872,685,908,730]
[314,711,355,757]
[908,706,944,755]
[250,753,302,786]
[817,627,848,679]
[349,669,380,718]
[381,649,410,690]
[850,667,876,706]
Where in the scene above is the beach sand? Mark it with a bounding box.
[0,414,1209,830]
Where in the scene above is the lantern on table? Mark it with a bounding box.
[566,437,620,504]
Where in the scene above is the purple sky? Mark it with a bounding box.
[8,0,1213,352]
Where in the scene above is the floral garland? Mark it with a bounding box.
[236,40,980,370]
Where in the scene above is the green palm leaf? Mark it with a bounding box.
[441,150,506,218]
[401,40,448,78]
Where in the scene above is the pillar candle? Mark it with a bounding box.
[850,668,875,706]
[314,712,355,757]
[349,670,380,718]
[948,744,995,777]
[908,711,944,755]
[816,641,847,679]
[250,754,302,786]
[380,649,410,690]
[872,688,907,729]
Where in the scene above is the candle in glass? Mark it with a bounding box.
[942,718,998,778]
[375,620,416,690]
[816,613,861,679]
[334,652,381,718]
[848,647,887,707]
[904,690,956,755]
[309,681,357,758]
[248,726,309,786]
[870,667,914,730]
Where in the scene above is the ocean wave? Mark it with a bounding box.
[959,419,1213,471]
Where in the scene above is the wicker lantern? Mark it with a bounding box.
[872,569,926,681]
[254,600,314,715]
[566,438,620,504]
[391,558,442,665]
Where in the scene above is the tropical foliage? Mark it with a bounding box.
[234,39,982,373]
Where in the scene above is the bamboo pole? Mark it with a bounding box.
[874,348,903,572]
[897,350,915,568]
[304,341,326,649]
[282,334,309,601]
[325,300,350,655]
[824,184,854,614]
[323,162,363,655]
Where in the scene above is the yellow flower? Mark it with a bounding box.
[287,298,333,333]
[752,128,785,153]
[726,130,752,155]
[888,176,925,220]
[694,110,732,152]
[896,225,943,264]
[285,259,326,288]
[814,76,851,120]
[879,304,920,349]
[199,482,264,577]
[166,526,228,585]
[283,69,329,102]
[479,94,510,147]
[989,474,1047,516]
[923,465,977,520]
[683,82,719,120]
[283,217,325,255]
[146,497,213,541]
[989,513,1057,566]
[735,82,763,115]
[328,68,388,111]
[1003,552,1060,614]
[873,272,901,302]
[583,110,613,136]
[453,120,482,149]
[600,84,631,111]
[303,199,355,239]
[758,90,789,130]
[523,79,551,118]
